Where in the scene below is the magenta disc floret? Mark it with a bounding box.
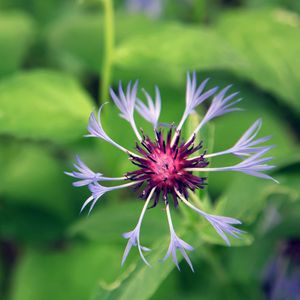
[126,129,208,207]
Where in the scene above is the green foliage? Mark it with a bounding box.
[0,70,93,143]
[113,21,243,86]
[48,12,104,72]
[0,1,299,300]
[48,11,243,86]
[93,237,183,300]
[217,9,300,112]
[69,201,170,244]
[0,12,35,77]
[0,140,74,216]
[10,243,123,300]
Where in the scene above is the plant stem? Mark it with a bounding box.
[100,0,115,103]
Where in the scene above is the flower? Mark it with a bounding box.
[126,0,163,18]
[66,72,277,270]
[263,240,300,300]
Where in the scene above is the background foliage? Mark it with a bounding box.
[0,0,299,299]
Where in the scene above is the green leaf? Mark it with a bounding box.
[0,140,76,217]
[215,171,300,225]
[0,12,35,76]
[47,12,104,72]
[47,12,158,73]
[48,12,243,86]
[0,70,93,143]
[216,9,300,112]
[92,236,187,300]
[0,0,65,23]
[246,0,300,14]
[0,205,66,244]
[114,21,244,87]
[68,201,177,244]
[69,203,195,300]
[10,243,123,300]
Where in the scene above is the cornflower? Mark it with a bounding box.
[66,72,276,270]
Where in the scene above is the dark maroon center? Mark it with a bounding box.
[126,129,208,207]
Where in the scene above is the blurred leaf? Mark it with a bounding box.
[215,170,300,225]
[275,150,300,172]
[0,70,93,143]
[0,12,35,76]
[68,201,178,244]
[246,0,300,14]
[0,140,76,218]
[47,12,104,72]
[226,172,300,285]
[10,243,122,300]
[92,236,186,300]
[0,0,66,23]
[267,172,300,238]
[0,205,66,244]
[215,176,272,223]
[217,9,300,112]
[114,21,244,87]
[48,11,243,86]
[70,203,196,300]
[47,12,158,73]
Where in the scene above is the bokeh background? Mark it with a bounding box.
[0,0,300,299]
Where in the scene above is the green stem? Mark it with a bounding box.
[100,0,115,103]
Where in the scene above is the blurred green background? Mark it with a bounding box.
[0,0,300,299]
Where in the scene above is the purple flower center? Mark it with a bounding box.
[126,129,209,207]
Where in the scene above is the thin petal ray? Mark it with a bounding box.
[110,81,142,140]
[121,188,156,266]
[136,86,161,128]
[85,104,129,152]
[177,192,244,246]
[163,204,194,271]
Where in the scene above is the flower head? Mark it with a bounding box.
[67,73,277,271]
